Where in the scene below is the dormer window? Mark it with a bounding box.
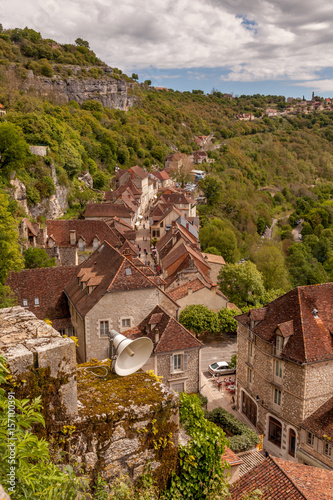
[23,299,28,307]
[34,297,39,306]
[78,239,84,251]
[93,238,100,250]
[276,335,284,353]
[125,268,132,276]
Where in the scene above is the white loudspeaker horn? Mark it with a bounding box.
[110,330,153,376]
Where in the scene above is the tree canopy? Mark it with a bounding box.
[218,261,265,308]
[0,193,24,284]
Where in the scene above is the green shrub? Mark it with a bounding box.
[205,407,259,453]
[35,176,56,198]
[26,185,41,206]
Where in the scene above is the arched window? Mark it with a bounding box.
[268,416,282,448]
[289,428,296,457]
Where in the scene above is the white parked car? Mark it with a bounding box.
[208,361,236,376]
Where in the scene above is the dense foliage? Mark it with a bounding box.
[0,356,86,499]
[205,407,259,453]
[1,28,333,303]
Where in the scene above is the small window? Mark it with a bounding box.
[249,342,253,358]
[125,268,132,276]
[276,335,284,351]
[268,417,282,448]
[122,318,131,328]
[248,367,253,384]
[275,360,283,378]
[23,299,28,307]
[307,432,314,446]
[34,297,39,306]
[274,388,282,406]
[288,429,296,457]
[100,320,109,337]
[324,443,332,457]
[171,382,185,393]
[174,353,182,371]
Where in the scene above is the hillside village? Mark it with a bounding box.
[3,157,333,498]
[1,26,333,499]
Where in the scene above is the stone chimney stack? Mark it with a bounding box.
[70,230,76,245]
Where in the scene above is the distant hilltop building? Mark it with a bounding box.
[0,103,6,116]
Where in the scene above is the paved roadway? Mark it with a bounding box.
[199,334,237,377]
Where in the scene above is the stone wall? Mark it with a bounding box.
[157,348,201,393]
[176,287,227,312]
[83,289,178,362]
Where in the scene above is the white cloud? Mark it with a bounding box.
[292,79,333,92]
[2,0,333,85]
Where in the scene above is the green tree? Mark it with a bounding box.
[251,243,290,291]
[199,175,223,205]
[218,308,238,334]
[24,248,56,269]
[286,244,328,287]
[0,193,24,284]
[59,141,82,178]
[0,284,17,308]
[200,220,239,263]
[131,73,139,81]
[218,261,265,308]
[75,37,89,48]
[0,123,30,176]
[179,305,220,335]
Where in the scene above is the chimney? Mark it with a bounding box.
[69,230,76,245]
[211,283,217,295]
[154,328,159,343]
[188,287,193,295]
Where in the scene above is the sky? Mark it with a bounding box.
[2,0,333,98]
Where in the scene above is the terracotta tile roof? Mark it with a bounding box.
[119,239,139,256]
[168,278,206,300]
[230,455,333,499]
[202,252,226,265]
[22,218,38,237]
[222,447,243,466]
[278,320,294,338]
[151,170,170,181]
[302,395,333,440]
[274,457,333,500]
[159,193,193,206]
[153,205,183,225]
[129,165,148,179]
[123,305,202,353]
[84,203,133,219]
[6,266,76,323]
[162,243,209,275]
[65,243,177,317]
[236,284,333,364]
[122,177,142,195]
[46,219,122,248]
[149,313,164,324]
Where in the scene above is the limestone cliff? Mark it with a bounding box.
[23,66,136,111]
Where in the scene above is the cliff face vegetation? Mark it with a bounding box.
[2,26,333,300]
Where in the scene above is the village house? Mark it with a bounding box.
[237,113,255,121]
[123,305,203,393]
[19,218,39,248]
[202,252,226,283]
[157,192,196,218]
[191,151,213,164]
[298,396,333,470]
[156,219,200,263]
[150,170,173,189]
[168,278,228,312]
[150,205,183,240]
[161,242,211,289]
[235,284,333,466]
[44,219,126,265]
[84,203,135,227]
[116,165,151,212]
[6,266,76,336]
[0,103,6,116]
[230,455,333,499]
[64,242,179,362]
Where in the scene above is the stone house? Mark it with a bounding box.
[19,218,39,248]
[123,305,203,393]
[104,187,140,220]
[156,220,199,263]
[230,455,333,499]
[235,284,333,465]
[150,170,173,189]
[299,396,333,470]
[150,205,183,240]
[116,165,150,212]
[6,266,77,336]
[64,242,179,362]
[84,203,135,227]
[168,278,228,312]
[44,219,125,265]
[158,192,196,218]
[202,253,226,283]
[161,242,211,289]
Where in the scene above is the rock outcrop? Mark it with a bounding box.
[23,66,135,111]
